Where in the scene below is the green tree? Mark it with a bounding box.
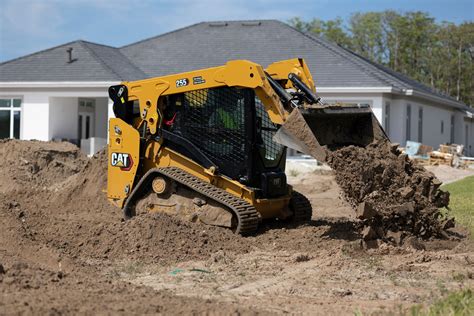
[289,17,351,48]
[288,17,308,32]
[322,18,352,48]
[349,12,385,63]
[287,12,474,106]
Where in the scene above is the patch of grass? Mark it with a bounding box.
[355,289,473,316]
[436,279,448,296]
[442,176,474,237]
[413,288,473,316]
[452,272,467,283]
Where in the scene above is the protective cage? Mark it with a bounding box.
[163,86,285,182]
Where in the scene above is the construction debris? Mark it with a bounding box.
[325,139,451,244]
[429,150,454,166]
[403,141,473,168]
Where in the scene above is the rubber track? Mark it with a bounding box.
[290,190,313,223]
[157,167,260,236]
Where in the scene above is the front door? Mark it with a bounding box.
[78,99,95,140]
[78,112,94,140]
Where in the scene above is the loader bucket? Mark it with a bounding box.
[274,106,388,162]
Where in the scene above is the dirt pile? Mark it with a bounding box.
[0,139,87,193]
[64,212,254,264]
[325,139,451,243]
[51,148,112,214]
[0,140,260,314]
[0,141,253,266]
[1,140,471,314]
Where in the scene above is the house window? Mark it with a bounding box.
[0,98,21,139]
[450,115,455,143]
[418,108,423,142]
[406,104,411,141]
[384,102,390,135]
[441,121,444,134]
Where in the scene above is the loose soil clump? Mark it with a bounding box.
[325,139,451,244]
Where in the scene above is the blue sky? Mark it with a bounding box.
[0,0,472,62]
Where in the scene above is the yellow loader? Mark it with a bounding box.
[107,58,386,235]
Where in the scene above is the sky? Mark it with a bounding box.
[0,0,473,62]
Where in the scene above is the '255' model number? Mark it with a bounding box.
[176,78,189,87]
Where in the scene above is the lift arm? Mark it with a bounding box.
[109,60,309,136]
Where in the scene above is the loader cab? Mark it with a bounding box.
[163,86,288,198]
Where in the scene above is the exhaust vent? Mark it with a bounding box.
[242,22,261,26]
[209,22,228,27]
[66,47,77,63]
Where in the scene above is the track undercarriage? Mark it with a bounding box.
[133,167,311,235]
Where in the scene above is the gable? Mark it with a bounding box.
[0,41,145,82]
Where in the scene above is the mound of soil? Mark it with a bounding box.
[325,140,451,243]
[0,140,470,314]
[0,141,253,266]
[0,140,259,313]
[0,139,86,193]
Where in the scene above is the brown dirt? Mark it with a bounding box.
[0,139,87,193]
[325,140,452,244]
[0,139,472,315]
[0,140,260,315]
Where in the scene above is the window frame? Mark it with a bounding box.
[0,97,22,139]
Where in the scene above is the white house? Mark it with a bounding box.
[1,20,473,156]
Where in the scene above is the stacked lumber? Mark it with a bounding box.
[429,151,453,166]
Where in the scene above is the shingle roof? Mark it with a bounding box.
[120,20,387,88]
[0,19,467,108]
[0,40,145,81]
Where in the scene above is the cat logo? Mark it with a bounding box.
[111,152,133,171]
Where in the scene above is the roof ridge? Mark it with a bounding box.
[202,19,276,23]
[120,21,204,49]
[79,40,117,49]
[0,39,84,66]
[120,19,279,49]
[81,40,146,78]
[78,41,121,80]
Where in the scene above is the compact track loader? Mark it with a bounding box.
[107,58,387,235]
